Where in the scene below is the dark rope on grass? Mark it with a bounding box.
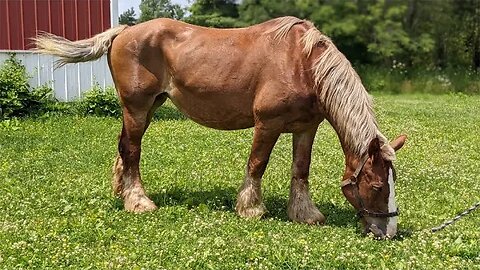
[431,201,480,232]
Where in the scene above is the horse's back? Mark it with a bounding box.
[109,17,320,131]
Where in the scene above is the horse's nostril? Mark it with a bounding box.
[369,224,386,240]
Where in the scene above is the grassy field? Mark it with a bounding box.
[1,94,479,269]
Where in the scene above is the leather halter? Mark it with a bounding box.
[341,155,399,218]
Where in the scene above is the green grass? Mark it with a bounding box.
[1,94,479,269]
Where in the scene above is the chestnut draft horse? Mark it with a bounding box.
[35,16,406,239]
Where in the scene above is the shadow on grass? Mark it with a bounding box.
[152,106,186,121]
[113,186,414,239]
[150,186,237,211]
[263,197,358,228]
[111,187,236,212]
[148,187,359,229]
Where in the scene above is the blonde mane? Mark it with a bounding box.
[268,17,395,159]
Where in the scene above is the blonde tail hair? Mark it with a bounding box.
[33,25,128,67]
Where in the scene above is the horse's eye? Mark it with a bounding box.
[372,182,383,191]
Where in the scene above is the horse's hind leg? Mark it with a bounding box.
[287,126,325,224]
[236,126,280,218]
[113,93,166,212]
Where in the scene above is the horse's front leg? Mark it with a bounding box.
[288,126,325,224]
[236,126,280,218]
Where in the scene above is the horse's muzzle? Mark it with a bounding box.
[364,217,397,240]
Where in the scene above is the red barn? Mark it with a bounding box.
[0,0,118,50]
[0,0,119,101]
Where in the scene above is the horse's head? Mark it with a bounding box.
[341,135,406,239]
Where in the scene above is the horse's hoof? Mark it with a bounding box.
[303,211,325,225]
[288,205,326,225]
[236,203,267,219]
[235,182,266,218]
[124,195,158,213]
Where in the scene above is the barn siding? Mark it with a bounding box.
[0,0,118,101]
[0,0,113,50]
[0,51,114,101]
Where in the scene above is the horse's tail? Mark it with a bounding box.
[33,25,128,67]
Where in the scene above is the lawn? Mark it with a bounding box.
[0,94,479,269]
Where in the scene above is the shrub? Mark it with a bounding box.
[77,85,121,117]
[0,54,53,119]
[358,65,480,94]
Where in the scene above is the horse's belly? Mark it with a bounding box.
[167,87,255,130]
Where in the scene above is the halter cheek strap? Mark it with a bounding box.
[341,154,399,218]
[341,155,369,188]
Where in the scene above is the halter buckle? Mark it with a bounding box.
[340,177,356,188]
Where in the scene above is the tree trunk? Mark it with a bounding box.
[406,0,417,31]
[474,11,480,71]
[473,30,480,71]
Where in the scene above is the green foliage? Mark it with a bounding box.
[365,2,420,64]
[0,54,54,119]
[358,65,480,94]
[186,0,243,28]
[190,0,239,18]
[139,0,185,22]
[239,0,299,25]
[179,0,479,71]
[131,0,479,70]
[76,85,121,117]
[1,95,480,268]
[152,101,187,120]
[308,1,368,63]
[185,14,244,28]
[237,1,271,25]
[119,7,137,25]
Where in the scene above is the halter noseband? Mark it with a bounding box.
[340,155,399,218]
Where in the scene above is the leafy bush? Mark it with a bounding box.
[76,85,121,117]
[0,54,53,119]
[358,66,480,94]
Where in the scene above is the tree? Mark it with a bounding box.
[139,0,185,22]
[186,0,243,28]
[182,0,476,70]
[304,0,435,67]
[400,0,478,69]
[238,0,299,25]
[307,1,368,63]
[190,0,239,18]
[450,0,480,70]
[119,7,137,26]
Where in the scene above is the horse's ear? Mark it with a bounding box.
[368,137,381,157]
[390,135,407,152]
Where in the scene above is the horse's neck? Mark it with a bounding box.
[310,39,381,158]
[324,99,380,158]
